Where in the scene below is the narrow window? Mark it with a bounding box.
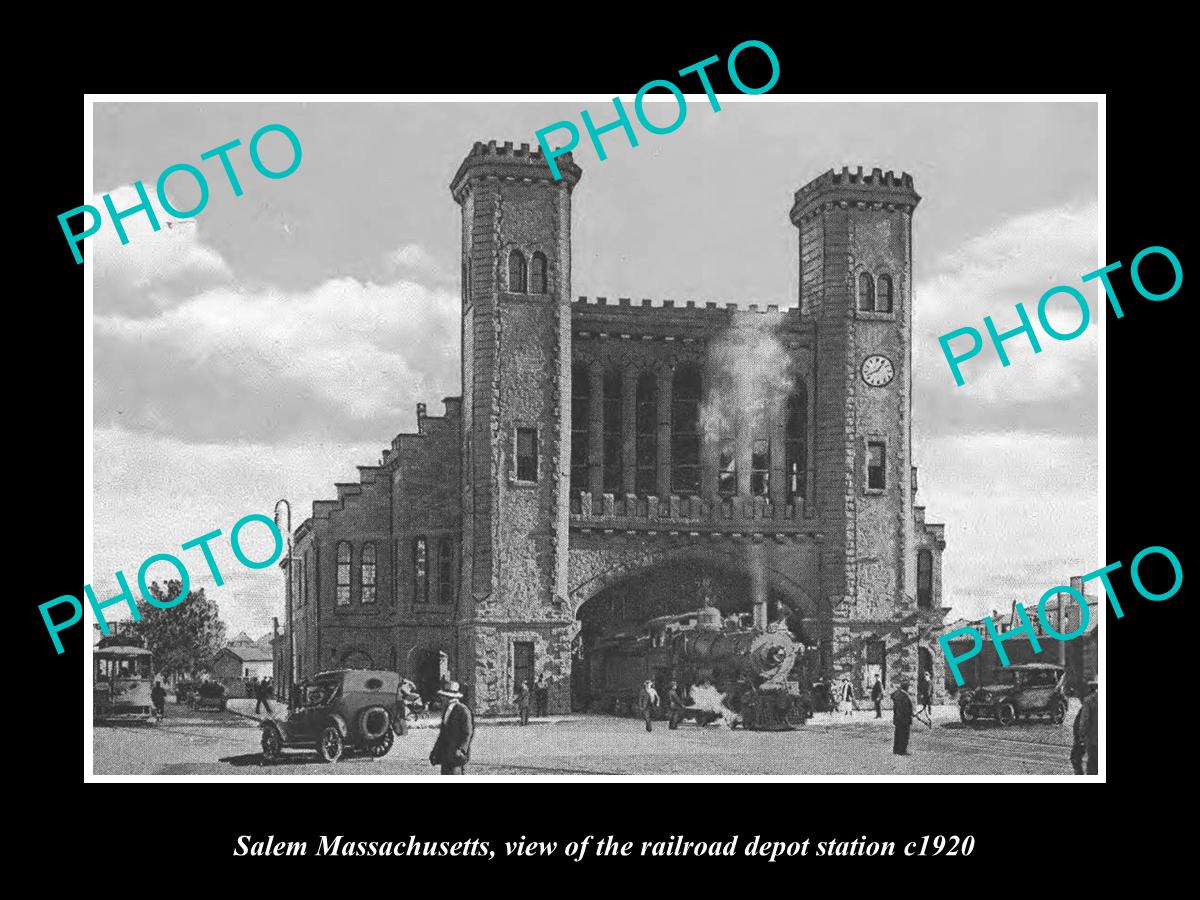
[412,537,428,604]
[749,399,770,497]
[602,370,623,493]
[917,549,933,610]
[571,364,590,495]
[508,250,527,293]
[785,388,807,501]
[867,441,886,490]
[516,427,538,482]
[635,372,657,495]
[671,364,702,496]
[878,274,893,313]
[361,542,376,604]
[717,440,736,497]
[438,536,454,605]
[336,541,351,606]
[859,272,875,312]
[530,252,548,294]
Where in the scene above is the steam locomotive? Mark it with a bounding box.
[580,606,811,731]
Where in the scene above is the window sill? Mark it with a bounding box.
[856,310,896,322]
[509,479,539,488]
[863,487,886,497]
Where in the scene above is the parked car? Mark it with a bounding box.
[175,681,201,704]
[189,681,228,711]
[959,663,1067,726]
[260,670,406,764]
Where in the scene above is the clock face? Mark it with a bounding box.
[861,354,895,387]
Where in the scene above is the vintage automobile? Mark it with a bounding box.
[189,681,228,711]
[959,663,1068,726]
[260,669,406,764]
[175,681,200,704]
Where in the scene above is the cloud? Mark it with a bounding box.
[94,261,461,442]
[91,426,387,640]
[90,184,236,319]
[913,201,1099,436]
[914,431,1098,622]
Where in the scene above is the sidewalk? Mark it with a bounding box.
[224,698,582,729]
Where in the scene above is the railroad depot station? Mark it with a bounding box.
[274,141,948,716]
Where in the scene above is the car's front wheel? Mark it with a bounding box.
[261,725,283,763]
[317,726,344,763]
[995,703,1016,726]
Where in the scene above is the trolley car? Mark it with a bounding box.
[94,639,157,724]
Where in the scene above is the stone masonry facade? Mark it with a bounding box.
[277,142,948,715]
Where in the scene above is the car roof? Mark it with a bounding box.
[1007,663,1064,671]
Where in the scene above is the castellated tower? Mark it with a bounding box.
[449,141,582,714]
[791,167,934,693]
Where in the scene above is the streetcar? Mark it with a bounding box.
[94,638,157,724]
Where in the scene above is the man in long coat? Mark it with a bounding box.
[638,680,659,732]
[891,679,915,756]
[429,681,474,775]
[1071,682,1098,775]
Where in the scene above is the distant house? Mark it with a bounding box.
[210,642,273,688]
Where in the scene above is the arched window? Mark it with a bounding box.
[878,274,893,313]
[749,399,771,496]
[412,537,429,604]
[438,536,454,605]
[571,363,590,495]
[530,252,548,294]
[917,549,933,609]
[602,369,623,493]
[671,363,702,496]
[713,371,736,497]
[635,372,657,494]
[336,541,351,606]
[508,250,527,293]
[785,387,807,501]
[858,272,875,312]
[360,542,376,604]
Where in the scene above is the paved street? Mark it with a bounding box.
[93,700,1082,775]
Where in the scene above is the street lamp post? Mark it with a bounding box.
[274,499,295,699]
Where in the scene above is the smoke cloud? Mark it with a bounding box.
[688,684,738,728]
[700,319,797,443]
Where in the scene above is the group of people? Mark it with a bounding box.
[637,679,688,731]
[513,675,553,726]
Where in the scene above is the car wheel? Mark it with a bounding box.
[367,729,394,758]
[261,725,283,763]
[359,707,391,742]
[995,703,1015,726]
[317,726,344,763]
[1050,700,1067,726]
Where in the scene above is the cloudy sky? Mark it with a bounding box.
[90,100,1098,639]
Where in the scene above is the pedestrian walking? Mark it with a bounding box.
[1071,682,1098,775]
[918,670,932,717]
[516,680,532,726]
[666,680,686,730]
[837,677,855,715]
[638,680,660,732]
[429,681,474,775]
[535,674,549,718]
[255,677,274,717]
[891,679,915,756]
[871,675,884,719]
[151,681,167,720]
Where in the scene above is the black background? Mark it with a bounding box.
[19,25,1190,877]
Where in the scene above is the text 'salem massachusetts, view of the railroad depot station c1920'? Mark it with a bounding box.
[276,140,948,717]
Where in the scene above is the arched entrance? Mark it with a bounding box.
[571,560,822,712]
[407,648,449,702]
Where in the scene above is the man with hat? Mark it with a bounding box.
[429,680,474,775]
[1071,681,1098,775]
[891,679,915,756]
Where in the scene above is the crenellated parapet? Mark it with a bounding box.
[450,140,581,202]
[790,165,921,224]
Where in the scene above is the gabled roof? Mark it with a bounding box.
[217,645,272,663]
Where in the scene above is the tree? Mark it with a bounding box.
[132,580,227,680]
